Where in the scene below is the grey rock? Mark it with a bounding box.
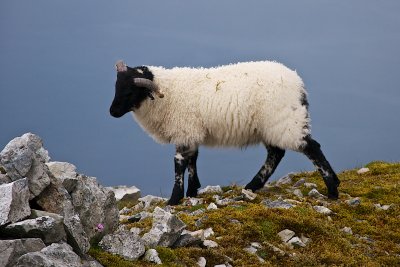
[276,173,294,185]
[243,246,257,254]
[216,198,234,206]
[287,236,306,248]
[190,208,206,216]
[374,203,393,210]
[197,257,207,267]
[265,242,286,257]
[184,197,204,206]
[278,229,295,243]
[119,207,132,215]
[293,178,306,187]
[142,207,186,248]
[340,227,353,235]
[345,197,361,206]
[46,161,78,193]
[138,195,167,210]
[99,230,145,260]
[313,205,333,215]
[126,211,152,223]
[308,188,326,199]
[15,242,82,267]
[357,167,370,174]
[36,179,89,254]
[0,178,30,226]
[198,185,223,195]
[0,173,12,185]
[292,189,304,198]
[241,189,257,201]
[304,182,317,188]
[173,231,203,248]
[107,185,141,202]
[2,215,66,244]
[262,199,294,209]
[300,234,311,245]
[0,133,51,199]
[207,203,218,210]
[203,240,218,248]
[144,249,162,264]
[0,239,46,267]
[70,174,119,244]
[250,242,262,249]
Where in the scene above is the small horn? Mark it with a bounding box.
[115,60,127,72]
[133,78,164,98]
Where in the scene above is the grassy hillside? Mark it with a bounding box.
[89,161,400,266]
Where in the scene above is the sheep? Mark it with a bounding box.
[110,60,340,205]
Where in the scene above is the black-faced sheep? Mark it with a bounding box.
[110,60,340,205]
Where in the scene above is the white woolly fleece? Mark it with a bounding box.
[132,61,311,151]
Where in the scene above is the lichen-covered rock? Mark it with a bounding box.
[15,242,82,267]
[0,238,46,267]
[278,229,296,243]
[1,215,66,244]
[142,207,186,248]
[138,195,168,210]
[0,133,51,199]
[308,188,326,199]
[262,199,294,209]
[99,229,145,260]
[313,205,333,215]
[0,178,30,226]
[46,161,78,193]
[70,174,119,243]
[241,189,257,201]
[108,185,141,202]
[198,185,223,195]
[144,249,162,264]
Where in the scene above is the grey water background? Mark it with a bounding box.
[1,1,399,197]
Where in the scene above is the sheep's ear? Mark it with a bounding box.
[115,60,127,72]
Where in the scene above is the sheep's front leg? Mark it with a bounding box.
[168,146,191,205]
[186,149,201,197]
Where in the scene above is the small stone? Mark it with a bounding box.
[308,188,326,199]
[138,195,167,210]
[216,198,234,206]
[374,203,392,210]
[300,234,311,245]
[203,227,215,239]
[244,246,257,254]
[293,178,306,187]
[265,242,286,257]
[357,168,370,174]
[313,205,333,215]
[203,240,218,248]
[304,183,317,188]
[345,197,361,206]
[207,203,218,210]
[262,199,294,209]
[197,257,206,267]
[198,185,223,195]
[241,188,257,201]
[278,229,296,243]
[251,242,263,249]
[190,209,206,216]
[287,236,306,247]
[293,189,303,198]
[185,197,204,206]
[340,227,353,235]
[144,249,162,264]
[276,173,294,185]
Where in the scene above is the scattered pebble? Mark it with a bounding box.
[287,236,306,248]
[304,182,317,188]
[203,240,218,248]
[357,168,370,174]
[308,188,326,199]
[197,257,206,267]
[207,203,218,210]
[190,209,206,216]
[374,203,392,210]
[276,173,294,185]
[265,242,286,257]
[262,199,295,209]
[313,205,333,215]
[293,178,306,187]
[144,249,162,264]
[340,227,353,235]
[293,189,304,198]
[241,188,257,201]
[278,229,296,243]
[185,198,204,206]
[345,197,361,206]
[198,185,223,195]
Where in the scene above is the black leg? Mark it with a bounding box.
[245,145,285,191]
[186,149,201,197]
[167,145,194,205]
[301,136,340,199]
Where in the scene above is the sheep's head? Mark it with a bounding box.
[110,60,164,118]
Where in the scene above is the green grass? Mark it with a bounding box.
[90,161,400,266]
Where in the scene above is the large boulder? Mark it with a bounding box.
[15,242,83,267]
[0,133,51,199]
[70,174,119,243]
[36,180,89,255]
[0,238,46,267]
[45,161,78,193]
[99,228,145,260]
[1,215,66,245]
[142,207,186,248]
[0,178,31,226]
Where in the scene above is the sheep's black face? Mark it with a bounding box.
[110,66,154,118]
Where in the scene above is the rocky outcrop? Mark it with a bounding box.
[99,228,145,260]
[0,178,31,226]
[0,238,46,267]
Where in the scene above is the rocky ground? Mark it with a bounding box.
[1,133,399,266]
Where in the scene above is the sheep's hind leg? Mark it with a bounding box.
[186,149,201,198]
[300,136,340,199]
[245,145,285,192]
